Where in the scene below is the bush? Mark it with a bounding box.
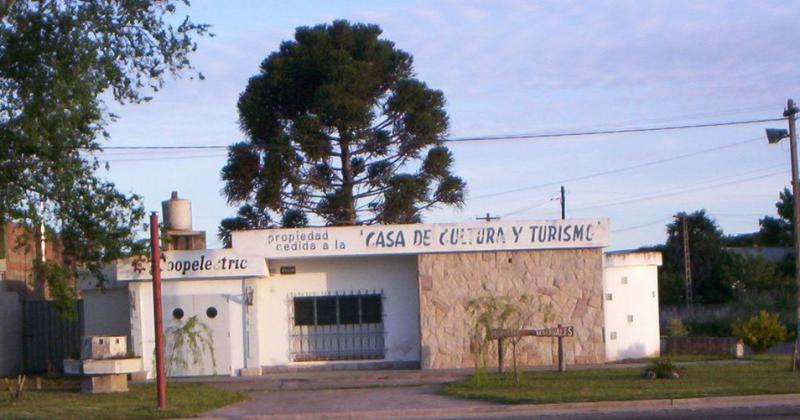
[732,310,788,353]
[642,358,680,379]
[666,318,688,337]
[684,319,733,337]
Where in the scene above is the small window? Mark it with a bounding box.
[293,298,315,326]
[621,276,628,285]
[361,295,382,323]
[290,293,385,362]
[627,315,634,323]
[315,297,337,325]
[206,306,218,319]
[338,296,359,324]
[172,308,184,320]
[610,331,618,340]
[605,293,613,301]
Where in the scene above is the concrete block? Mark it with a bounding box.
[239,367,261,377]
[130,371,148,382]
[81,358,142,375]
[81,374,129,394]
[81,336,127,360]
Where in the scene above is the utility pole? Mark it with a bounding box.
[785,99,800,372]
[560,186,566,220]
[149,213,167,408]
[681,214,693,305]
[476,213,500,222]
[766,99,800,372]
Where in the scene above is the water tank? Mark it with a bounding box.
[162,191,192,231]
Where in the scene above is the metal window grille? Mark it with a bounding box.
[289,290,385,362]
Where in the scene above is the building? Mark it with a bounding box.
[602,250,662,361]
[81,194,661,377]
[1,222,67,300]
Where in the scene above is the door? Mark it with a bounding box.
[162,295,231,376]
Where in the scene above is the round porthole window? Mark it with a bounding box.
[172,308,184,320]
[206,307,218,319]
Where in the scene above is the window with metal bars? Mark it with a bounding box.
[289,292,385,361]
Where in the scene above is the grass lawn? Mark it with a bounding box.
[0,377,245,419]
[441,355,800,405]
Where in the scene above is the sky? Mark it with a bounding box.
[98,0,800,250]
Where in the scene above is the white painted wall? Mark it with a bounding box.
[602,251,662,361]
[128,278,248,377]
[258,255,420,367]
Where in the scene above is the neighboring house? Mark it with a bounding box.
[0,222,67,300]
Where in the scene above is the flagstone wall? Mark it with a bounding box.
[417,249,605,369]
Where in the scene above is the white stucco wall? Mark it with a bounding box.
[602,251,662,361]
[129,278,248,377]
[258,255,420,367]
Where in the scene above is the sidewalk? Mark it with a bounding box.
[200,387,800,419]
[179,358,749,393]
[196,359,780,419]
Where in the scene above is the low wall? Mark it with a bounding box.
[661,336,744,358]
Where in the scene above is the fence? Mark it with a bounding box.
[22,300,84,373]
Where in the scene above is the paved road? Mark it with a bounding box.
[418,404,800,419]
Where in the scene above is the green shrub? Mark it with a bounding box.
[666,318,688,337]
[732,310,788,353]
[643,358,679,379]
[684,319,733,337]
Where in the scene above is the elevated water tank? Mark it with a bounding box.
[162,191,192,231]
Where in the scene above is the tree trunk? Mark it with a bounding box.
[512,342,519,386]
[338,136,357,225]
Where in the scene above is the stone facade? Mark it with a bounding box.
[418,249,605,369]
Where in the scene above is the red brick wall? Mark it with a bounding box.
[2,222,67,300]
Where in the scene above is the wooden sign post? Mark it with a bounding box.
[491,325,574,373]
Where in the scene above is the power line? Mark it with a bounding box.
[90,116,784,152]
[99,153,227,164]
[99,145,229,150]
[570,170,789,213]
[470,136,762,200]
[501,196,557,217]
[613,217,673,233]
[505,166,787,218]
[445,117,784,143]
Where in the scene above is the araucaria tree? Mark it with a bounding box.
[221,20,466,231]
[1,1,207,292]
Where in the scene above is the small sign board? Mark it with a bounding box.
[116,249,267,281]
[491,326,574,339]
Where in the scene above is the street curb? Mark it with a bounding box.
[199,393,800,419]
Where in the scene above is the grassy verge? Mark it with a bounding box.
[441,355,800,405]
[0,377,245,419]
